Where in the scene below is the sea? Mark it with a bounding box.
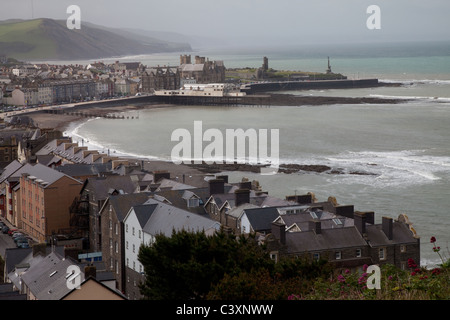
[61,41,450,268]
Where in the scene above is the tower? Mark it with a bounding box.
[326,56,332,74]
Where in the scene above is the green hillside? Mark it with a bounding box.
[0,18,192,61]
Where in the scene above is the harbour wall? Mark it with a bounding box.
[241,78,380,94]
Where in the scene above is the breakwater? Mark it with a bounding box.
[241,78,380,94]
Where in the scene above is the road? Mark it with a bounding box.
[0,231,17,258]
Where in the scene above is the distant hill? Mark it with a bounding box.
[0,18,192,61]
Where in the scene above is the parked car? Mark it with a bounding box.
[16,238,28,246]
[17,241,30,249]
[14,236,28,243]
[12,232,24,240]
[8,229,18,236]
[2,226,9,234]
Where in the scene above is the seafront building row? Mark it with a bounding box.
[0,120,421,300]
[0,55,227,107]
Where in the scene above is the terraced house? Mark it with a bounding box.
[17,163,83,242]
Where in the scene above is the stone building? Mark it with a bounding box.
[179,55,225,84]
[141,66,180,93]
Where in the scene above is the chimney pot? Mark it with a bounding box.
[235,188,250,207]
[382,216,393,240]
[271,222,286,245]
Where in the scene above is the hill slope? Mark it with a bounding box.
[0,18,192,61]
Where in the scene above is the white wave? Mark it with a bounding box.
[317,150,450,187]
[379,79,450,85]
[369,93,450,102]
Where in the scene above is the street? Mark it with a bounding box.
[0,231,17,258]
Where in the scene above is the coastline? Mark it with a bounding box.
[20,94,402,180]
[23,91,407,133]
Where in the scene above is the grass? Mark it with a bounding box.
[0,19,57,59]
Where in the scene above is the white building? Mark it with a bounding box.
[155,83,246,97]
[38,84,53,105]
[123,198,221,275]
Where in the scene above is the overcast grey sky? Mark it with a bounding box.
[1,0,449,46]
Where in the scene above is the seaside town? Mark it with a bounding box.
[0,53,441,301]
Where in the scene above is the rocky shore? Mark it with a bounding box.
[185,162,377,176]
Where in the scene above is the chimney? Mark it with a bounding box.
[365,211,375,224]
[354,212,366,235]
[209,179,225,196]
[32,243,47,257]
[235,188,250,207]
[271,222,286,245]
[239,181,252,190]
[216,175,229,184]
[64,247,79,261]
[285,194,313,204]
[335,205,354,219]
[84,264,96,279]
[153,170,170,183]
[382,216,393,240]
[309,220,321,234]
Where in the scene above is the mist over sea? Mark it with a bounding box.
[68,41,450,267]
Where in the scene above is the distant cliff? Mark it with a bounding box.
[0,18,192,61]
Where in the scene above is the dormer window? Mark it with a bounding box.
[187,198,199,208]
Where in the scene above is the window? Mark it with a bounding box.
[126,241,128,250]
[126,224,128,233]
[138,230,141,239]
[400,245,406,253]
[115,241,118,253]
[115,223,118,235]
[356,249,362,257]
[379,247,386,260]
[188,198,199,208]
[335,251,342,260]
[132,227,135,236]
[133,244,135,253]
[313,253,320,261]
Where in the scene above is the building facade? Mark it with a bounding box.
[18,163,83,242]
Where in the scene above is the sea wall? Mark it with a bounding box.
[241,78,379,94]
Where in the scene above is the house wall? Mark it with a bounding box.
[20,175,82,242]
[101,203,126,293]
[125,266,144,300]
[124,208,145,275]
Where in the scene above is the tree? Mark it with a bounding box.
[138,229,274,300]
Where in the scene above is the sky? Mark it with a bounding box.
[1,0,450,48]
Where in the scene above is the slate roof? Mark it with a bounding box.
[365,222,418,246]
[139,198,221,237]
[243,207,281,232]
[285,227,368,254]
[55,163,112,178]
[0,160,23,183]
[8,163,81,188]
[105,192,152,222]
[84,175,137,199]
[227,203,259,219]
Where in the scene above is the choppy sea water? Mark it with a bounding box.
[67,42,450,267]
